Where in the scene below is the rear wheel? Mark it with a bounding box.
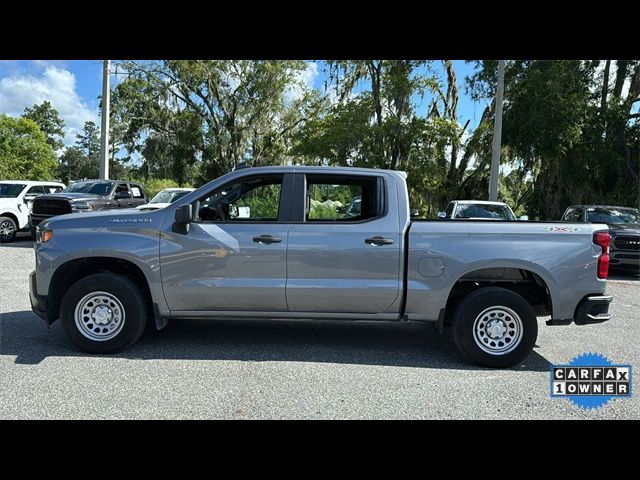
[0,216,17,243]
[60,273,148,353]
[451,287,538,368]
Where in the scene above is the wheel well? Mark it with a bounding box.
[47,257,153,324]
[444,268,552,324]
[0,212,19,226]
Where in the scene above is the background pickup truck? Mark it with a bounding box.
[29,166,613,367]
[31,179,147,237]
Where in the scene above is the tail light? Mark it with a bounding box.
[593,231,611,279]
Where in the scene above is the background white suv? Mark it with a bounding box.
[0,180,66,242]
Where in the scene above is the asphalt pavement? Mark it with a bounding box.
[1,233,638,419]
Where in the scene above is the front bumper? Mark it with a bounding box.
[29,270,47,321]
[546,294,612,326]
[610,250,640,269]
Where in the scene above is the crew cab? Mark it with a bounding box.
[31,179,147,236]
[0,180,65,242]
[29,167,613,368]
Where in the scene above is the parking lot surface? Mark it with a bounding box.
[1,234,638,419]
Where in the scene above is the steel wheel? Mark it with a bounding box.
[472,305,524,355]
[74,291,126,342]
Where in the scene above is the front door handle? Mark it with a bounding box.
[365,236,394,246]
[253,234,282,244]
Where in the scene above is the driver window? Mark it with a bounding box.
[115,183,130,195]
[196,175,283,223]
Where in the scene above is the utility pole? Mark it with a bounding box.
[99,60,110,180]
[489,59,505,201]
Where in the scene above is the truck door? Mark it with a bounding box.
[160,173,291,313]
[286,173,402,314]
[114,182,135,208]
[128,183,147,207]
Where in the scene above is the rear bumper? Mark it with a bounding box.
[29,270,47,321]
[547,294,612,326]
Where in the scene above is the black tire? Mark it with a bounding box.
[451,287,538,368]
[30,226,37,241]
[59,273,148,353]
[0,216,17,243]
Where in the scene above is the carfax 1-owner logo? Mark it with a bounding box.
[550,353,632,410]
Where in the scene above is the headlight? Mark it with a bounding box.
[71,202,93,212]
[39,228,53,243]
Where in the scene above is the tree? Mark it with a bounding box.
[76,121,101,157]
[113,60,321,184]
[0,114,58,180]
[22,101,66,151]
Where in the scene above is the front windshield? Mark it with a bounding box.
[587,207,640,224]
[150,190,191,204]
[0,183,26,198]
[63,181,114,196]
[455,203,516,220]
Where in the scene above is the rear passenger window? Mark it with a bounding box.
[305,175,383,222]
[26,186,46,195]
[130,185,144,198]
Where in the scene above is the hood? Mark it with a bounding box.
[35,192,107,202]
[42,206,165,229]
[607,223,640,235]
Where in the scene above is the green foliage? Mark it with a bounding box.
[0,114,58,180]
[233,183,281,219]
[113,60,322,185]
[22,101,66,151]
[308,202,339,220]
[98,59,639,220]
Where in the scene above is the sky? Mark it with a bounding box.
[0,59,488,151]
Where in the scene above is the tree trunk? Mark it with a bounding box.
[600,59,611,113]
[612,60,629,99]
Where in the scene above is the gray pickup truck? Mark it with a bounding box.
[29,166,613,367]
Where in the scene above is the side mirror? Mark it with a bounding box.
[173,204,192,234]
[115,191,132,199]
[437,211,447,219]
[23,195,37,203]
[519,215,529,221]
[175,204,192,225]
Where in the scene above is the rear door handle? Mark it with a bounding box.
[365,236,394,246]
[253,234,282,244]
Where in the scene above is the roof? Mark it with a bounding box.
[566,205,639,210]
[0,180,65,186]
[232,165,406,175]
[452,200,510,206]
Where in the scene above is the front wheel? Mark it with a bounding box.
[59,273,148,353]
[0,216,17,243]
[451,287,538,368]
